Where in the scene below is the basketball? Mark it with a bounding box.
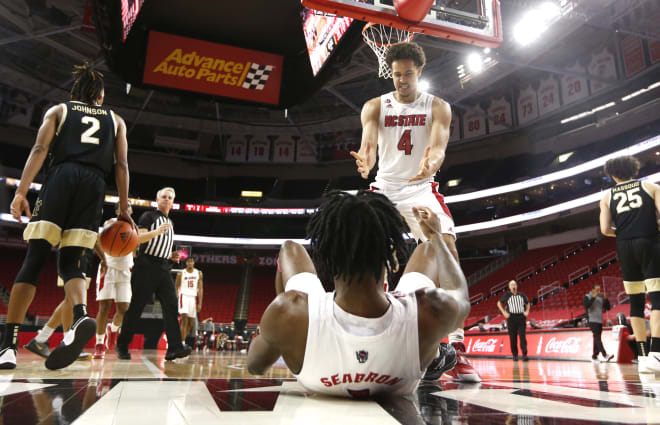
[99,219,138,257]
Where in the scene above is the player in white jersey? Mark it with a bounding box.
[351,42,480,382]
[247,191,469,397]
[93,206,170,359]
[176,257,204,342]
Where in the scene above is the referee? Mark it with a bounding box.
[497,280,530,360]
[116,187,191,361]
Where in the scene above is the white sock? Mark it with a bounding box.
[96,334,105,345]
[110,323,120,333]
[35,326,55,344]
[448,328,464,344]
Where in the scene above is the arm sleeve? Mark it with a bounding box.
[583,295,594,309]
[285,272,326,296]
[523,294,529,305]
[603,298,611,311]
[138,211,154,230]
[500,293,510,305]
[396,272,436,294]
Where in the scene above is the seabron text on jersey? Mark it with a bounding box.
[319,372,403,387]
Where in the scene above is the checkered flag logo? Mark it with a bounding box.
[242,63,273,90]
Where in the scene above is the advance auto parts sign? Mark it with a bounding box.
[143,31,283,105]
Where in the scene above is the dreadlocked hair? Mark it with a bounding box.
[70,61,104,104]
[307,190,410,285]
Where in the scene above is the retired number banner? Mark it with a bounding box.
[143,31,283,105]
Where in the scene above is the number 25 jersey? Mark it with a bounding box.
[49,101,117,176]
[377,91,434,184]
[609,179,658,240]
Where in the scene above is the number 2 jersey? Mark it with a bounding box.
[377,91,435,184]
[49,101,117,176]
[609,179,658,240]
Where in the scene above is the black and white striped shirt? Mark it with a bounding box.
[138,210,174,260]
[500,292,529,315]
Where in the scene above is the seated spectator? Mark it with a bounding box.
[529,318,542,329]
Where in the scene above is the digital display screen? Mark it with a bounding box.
[121,0,145,42]
[302,8,353,76]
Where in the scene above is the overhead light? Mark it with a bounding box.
[558,152,574,163]
[513,2,561,46]
[483,47,491,54]
[560,102,616,124]
[539,2,560,19]
[655,152,659,156]
[241,190,263,198]
[467,53,483,73]
[447,179,461,187]
[418,80,430,91]
[621,81,660,101]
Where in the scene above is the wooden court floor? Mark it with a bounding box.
[0,349,658,424]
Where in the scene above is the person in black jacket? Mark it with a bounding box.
[584,284,613,362]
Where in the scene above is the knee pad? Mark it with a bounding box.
[649,291,660,311]
[15,239,53,286]
[58,247,86,283]
[630,293,646,318]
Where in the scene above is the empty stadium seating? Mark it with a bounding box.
[466,238,623,327]
[247,266,276,325]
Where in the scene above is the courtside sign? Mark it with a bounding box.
[143,31,283,104]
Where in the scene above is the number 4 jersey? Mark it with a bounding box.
[377,91,435,184]
[48,101,117,176]
[609,180,658,239]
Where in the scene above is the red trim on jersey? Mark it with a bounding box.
[98,274,105,292]
[179,294,183,309]
[431,182,453,219]
[369,185,380,192]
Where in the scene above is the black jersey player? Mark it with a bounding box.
[599,155,660,374]
[1,62,135,370]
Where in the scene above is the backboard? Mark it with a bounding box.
[301,0,502,48]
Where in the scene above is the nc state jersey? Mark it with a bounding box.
[377,91,435,184]
[294,288,422,397]
[179,269,200,297]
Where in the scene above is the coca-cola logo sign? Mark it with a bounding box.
[471,338,499,353]
[544,336,582,354]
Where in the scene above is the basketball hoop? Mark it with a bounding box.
[362,23,414,79]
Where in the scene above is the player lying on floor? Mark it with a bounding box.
[247,190,469,397]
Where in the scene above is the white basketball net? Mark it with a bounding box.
[362,23,414,79]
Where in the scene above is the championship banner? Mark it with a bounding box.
[143,31,283,105]
[649,14,660,64]
[620,35,645,77]
[463,329,620,361]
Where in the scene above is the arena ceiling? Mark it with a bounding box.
[0,0,658,147]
